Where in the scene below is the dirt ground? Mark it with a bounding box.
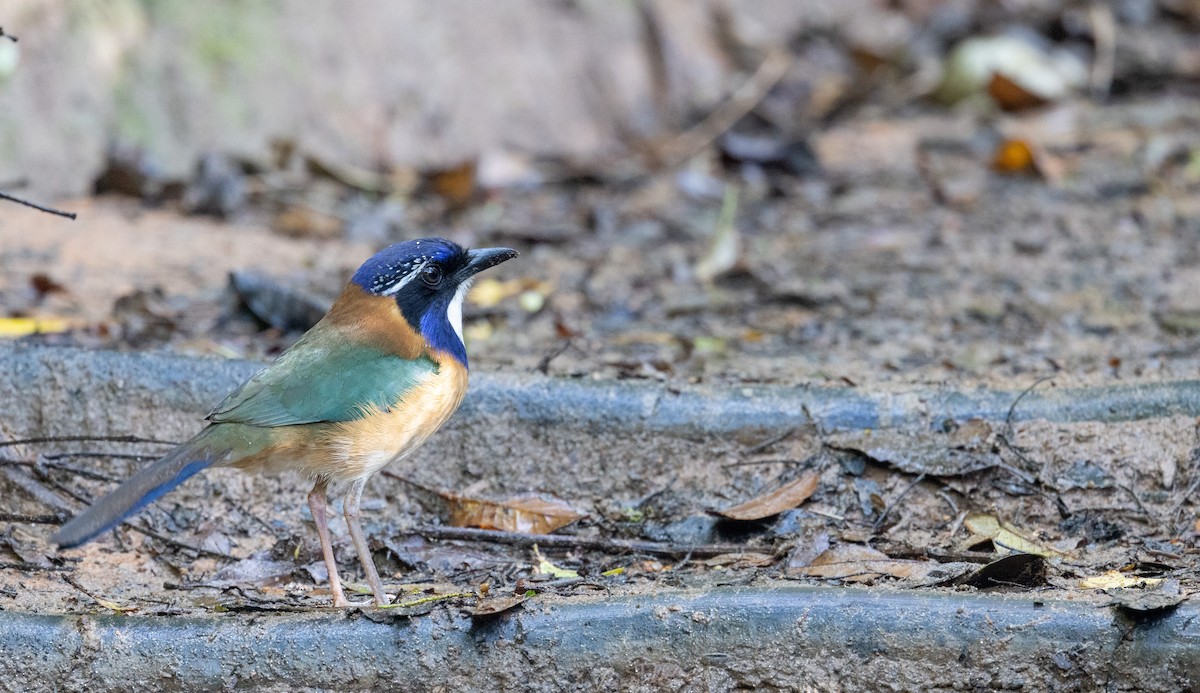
[3,8,1200,642]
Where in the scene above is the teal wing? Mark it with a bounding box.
[207,331,438,427]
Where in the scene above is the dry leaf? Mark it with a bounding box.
[94,597,138,614]
[427,161,476,206]
[273,205,342,240]
[987,72,1048,111]
[695,185,741,282]
[793,544,951,583]
[533,544,578,578]
[445,493,584,534]
[1106,579,1185,614]
[0,317,71,337]
[962,553,1046,588]
[701,552,776,568]
[963,512,1064,558]
[826,429,997,477]
[717,470,820,521]
[1080,570,1164,590]
[470,594,529,617]
[992,139,1037,175]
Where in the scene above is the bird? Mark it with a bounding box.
[52,237,518,607]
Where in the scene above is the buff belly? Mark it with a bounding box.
[227,356,468,485]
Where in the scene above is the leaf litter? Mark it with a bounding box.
[6,4,1200,619]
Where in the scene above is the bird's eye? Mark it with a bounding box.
[420,264,443,287]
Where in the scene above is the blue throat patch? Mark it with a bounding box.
[420,293,468,368]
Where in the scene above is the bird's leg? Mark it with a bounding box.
[344,478,389,605]
[307,480,348,607]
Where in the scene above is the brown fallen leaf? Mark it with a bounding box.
[1106,579,1185,614]
[826,429,998,477]
[426,161,477,207]
[963,512,1064,558]
[470,594,529,618]
[273,205,342,240]
[987,72,1049,112]
[701,552,776,568]
[717,470,820,521]
[992,138,1037,175]
[792,544,957,584]
[445,493,584,534]
[961,553,1046,589]
[1080,570,1163,590]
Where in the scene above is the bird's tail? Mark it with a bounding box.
[52,425,232,548]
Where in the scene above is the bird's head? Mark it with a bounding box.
[351,237,518,367]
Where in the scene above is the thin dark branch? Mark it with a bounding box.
[44,451,153,462]
[417,525,753,558]
[127,522,239,562]
[722,457,804,468]
[1004,376,1054,435]
[0,511,65,524]
[0,434,179,449]
[0,190,76,219]
[743,427,796,455]
[1,562,73,573]
[534,341,572,375]
[873,473,926,532]
[0,457,123,483]
[0,27,16,42]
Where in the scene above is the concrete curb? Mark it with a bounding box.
[1,587,1194,691]
[3,346,1198,691]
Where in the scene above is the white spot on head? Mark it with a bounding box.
[448,278,472,345]
[379,260,428,296]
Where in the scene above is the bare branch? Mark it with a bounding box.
[0,190,77,219]
[0,27,15,42]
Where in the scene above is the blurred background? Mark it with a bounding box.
[3,0,1200,388]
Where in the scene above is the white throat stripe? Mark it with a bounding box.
[448,278,472,344]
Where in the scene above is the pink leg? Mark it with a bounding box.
[307,480,348,607]
[344,479,389,605]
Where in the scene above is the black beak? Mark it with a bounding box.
[462,247,518,278]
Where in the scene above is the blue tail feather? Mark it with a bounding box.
[52,428,223,548]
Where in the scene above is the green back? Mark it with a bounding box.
[208,330,438,427]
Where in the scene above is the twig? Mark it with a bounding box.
[655,47,792,166]
[1170,473,1200,536]
[935,489,959,517]
[944,510,969,543]
[805,508,845,522]
[872,473,926,532]
[0,191,77,219]
[534,340,572,375]
[0,458,119,482]
[0,27,15,42]
[417,525,752,559]
[722,457,803,468]
[1088,2,1115,99]
[1004,376,1054,436]
[1118,483,1151,519]
[1,562,72,572]
[0,512,64,524]
[0,466,75,513]
[126,522,239,562]
[44,451,153,462]
[61,574,136,612]
[743,427,795,455]
[0,434,179,449]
